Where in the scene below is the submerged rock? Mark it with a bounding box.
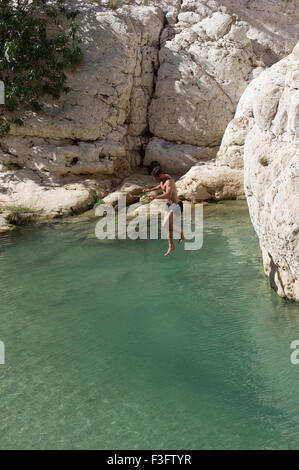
[0,212,15,233]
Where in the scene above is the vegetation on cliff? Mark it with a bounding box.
[0,0,82,135]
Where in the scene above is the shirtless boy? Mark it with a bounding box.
[143,167,184,256]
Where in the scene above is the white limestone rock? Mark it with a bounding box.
[144,137,217,175]
[1,0,299,222]
[176,163,244,202]
[201,12,233,40]
[103,173,154,206]
[0,136,126,176]
[216,116,253,169]
[216,70,264,170]
[123,0,182,25]
[0,169,112,217]
[180,1,299,64]
[149,0,299,149]
[149,26,253,147]
[244,43,299,302]
[1,0,163,177]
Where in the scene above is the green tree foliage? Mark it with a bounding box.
[0,0,83,135]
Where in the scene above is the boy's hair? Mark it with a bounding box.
[148,160,161,175]
[151,166,164,177]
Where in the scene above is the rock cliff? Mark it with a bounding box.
[0,0,164,216]
[0,0,298,302]
[0,0,298,221]
[0,0,299,213]
[243,43,299,302]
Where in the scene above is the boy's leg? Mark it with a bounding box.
[165,211,175,256]
[171,205,184,244]
[162,208,171,229]
[179,212,184,243]
[163,205,184,250]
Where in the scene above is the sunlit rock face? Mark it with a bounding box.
[0,0,298,218]
[244,43,299,302]
[149,9,252,148]
[146,0,298,202]
[176,164,244,202]
[148,0,299,170]
[0,1,164,177]
[0,0,164,214]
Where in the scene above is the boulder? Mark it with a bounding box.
[244,43,299,301]
[103,173,154,206]
[149,0,299,152]
[176,163,244,202]
[0,212,15,233]
[144,137,217,175]
[0,168,112,217]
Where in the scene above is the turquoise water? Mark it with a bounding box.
[0,201,298,450]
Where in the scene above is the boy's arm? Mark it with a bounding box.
[142,184,161,193]
[150,181,171,199]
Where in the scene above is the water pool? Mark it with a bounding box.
[0,201,298,449]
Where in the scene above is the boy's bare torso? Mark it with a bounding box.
[160,175,179,205]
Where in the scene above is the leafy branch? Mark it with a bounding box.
[0,0,83,135]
